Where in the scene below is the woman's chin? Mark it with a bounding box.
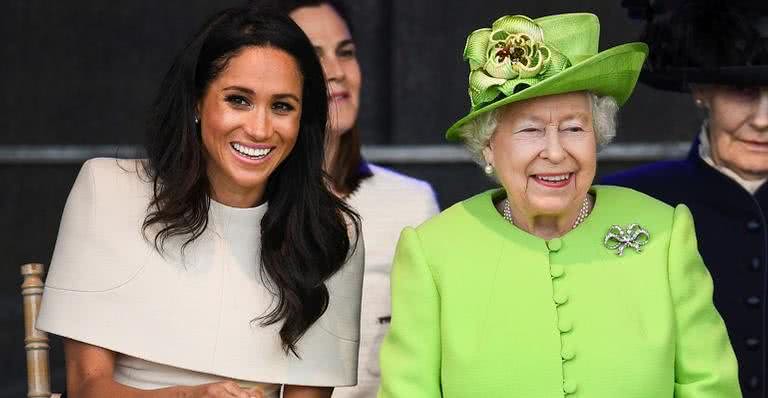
[729,158,768,179]
[216,164,272,196]
[328,110,357,136]
[229,168,270,189]
[329,122,355,138]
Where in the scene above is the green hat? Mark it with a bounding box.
[446,13,648,141]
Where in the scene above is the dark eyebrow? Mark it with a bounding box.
[223,86,254,94]
[223,86,300,103]
[337,39,354,49]
[275,93,301,103]
[313,39,354,55]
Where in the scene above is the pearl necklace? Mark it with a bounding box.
[503,195,592,230]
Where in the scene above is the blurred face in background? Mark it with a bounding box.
[291,3,361,137]
[694,85,768,180]
[199,46,303,207]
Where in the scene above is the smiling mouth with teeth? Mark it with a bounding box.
[536,173,572,182]
[231,142,273,159]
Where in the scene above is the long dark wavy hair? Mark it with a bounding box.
[142,6,360,356]
[251,0,373,195]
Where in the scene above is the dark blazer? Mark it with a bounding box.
[603,137,768,398]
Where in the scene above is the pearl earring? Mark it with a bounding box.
[484,164,494,175]
[695,99,704,107]
[194,115,200,124]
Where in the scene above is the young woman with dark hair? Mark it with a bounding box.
[251,1,440,397]
[36,6,363,398]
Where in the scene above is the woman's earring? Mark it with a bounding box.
[484,164,494,175]
[695,99,704,108]
[194,114,200,124]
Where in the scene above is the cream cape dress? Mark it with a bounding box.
[37,158,365,396]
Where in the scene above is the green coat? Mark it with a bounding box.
[378,186,741,398]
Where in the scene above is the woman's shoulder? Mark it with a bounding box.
[413,190,496,239]
[75,157,154,213]
[594,184,675,215]
[42,158,154,292]
[396,190,506,272]
[79,157,150,193]
[592,185,687,242]
[350,163,440,221]
[363,163,435,195]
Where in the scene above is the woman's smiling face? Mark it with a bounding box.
[483,91,597,220]
[199,46,303,207]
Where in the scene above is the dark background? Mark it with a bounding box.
[1,1,701,396]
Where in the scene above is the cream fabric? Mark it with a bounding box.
[113,356,280,397]
[334,165,439,398]
[37,158,364,389]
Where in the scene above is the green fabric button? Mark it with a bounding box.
[558,319,573,333]
[563,381,578,394]
[553,292,569,305]
[550,264,565,278]
[561,347,576,361]
[546,238,562,252]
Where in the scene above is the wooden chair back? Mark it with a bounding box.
[21,263,59,398]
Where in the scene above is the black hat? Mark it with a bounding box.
[622,0,768,91]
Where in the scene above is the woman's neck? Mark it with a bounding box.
[209,185,263,208]
[206,166,264,208]
[528,217,569,240]
[500,194,592,240]
[518,214,572,240]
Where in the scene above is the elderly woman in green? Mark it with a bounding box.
[378,13,741,398]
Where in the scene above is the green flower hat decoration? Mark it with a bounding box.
[446,13,649,141]
[466,15,571,108]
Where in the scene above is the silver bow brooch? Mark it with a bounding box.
[603,224,650,256]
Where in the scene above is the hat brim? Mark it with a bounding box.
[446,42,648,141]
